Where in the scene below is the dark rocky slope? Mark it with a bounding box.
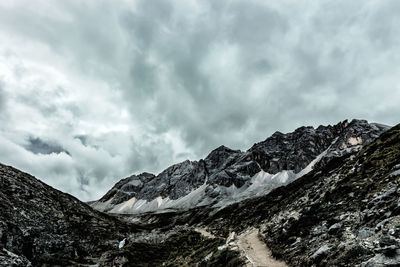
[0,163,133,265]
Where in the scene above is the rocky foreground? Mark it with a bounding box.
[1,120,400,266]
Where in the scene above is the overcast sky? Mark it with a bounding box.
[0,0,399,201]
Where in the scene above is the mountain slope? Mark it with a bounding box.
[196,123,400,266]
[0,163,134,265]
[92,119,389,214]
[0,163,242,266]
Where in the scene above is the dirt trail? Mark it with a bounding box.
[237,228,287,267]
[195,227,287,267]
[194,227,216,239]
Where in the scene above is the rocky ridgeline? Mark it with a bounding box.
[92,119,389,214]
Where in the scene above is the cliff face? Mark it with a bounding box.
[92,119,389,214]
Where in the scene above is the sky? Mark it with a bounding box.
[0,0,399,201]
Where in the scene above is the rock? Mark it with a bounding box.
[371,184,397,204]
[362,251,400,267]
[328,223,342,235]
[313,223,328,236]
[376,219,391,232]
[379,235,397,247]
[358,228,375,240]
[384,211,392,218]
[204,252,213,261]
[119,238,126,249]
[0,248,32,267]
[226,232,236,244]
[380,245,397,256]
[312,245,330,260]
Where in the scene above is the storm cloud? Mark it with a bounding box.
[0,0,399,200]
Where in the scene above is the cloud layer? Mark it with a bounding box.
[0,0,399,200]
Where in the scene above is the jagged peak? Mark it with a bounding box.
[272,130,284,136]
[207,145,241,156]
[139,171,155,176]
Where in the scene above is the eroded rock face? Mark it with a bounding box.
[99,172,156,205]
[93,119,389,214]
[248,123,344,174]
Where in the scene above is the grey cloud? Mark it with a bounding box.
[109,0,400,157]
[127,134,175,174]
[226,2,289,46]
[24,137,70,155]
[116,0,292,154]
[74,135,88,146]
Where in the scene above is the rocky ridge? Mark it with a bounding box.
[92,119,389,214]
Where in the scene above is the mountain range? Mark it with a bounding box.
[1,119,400,266]
[91,119,389,214]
